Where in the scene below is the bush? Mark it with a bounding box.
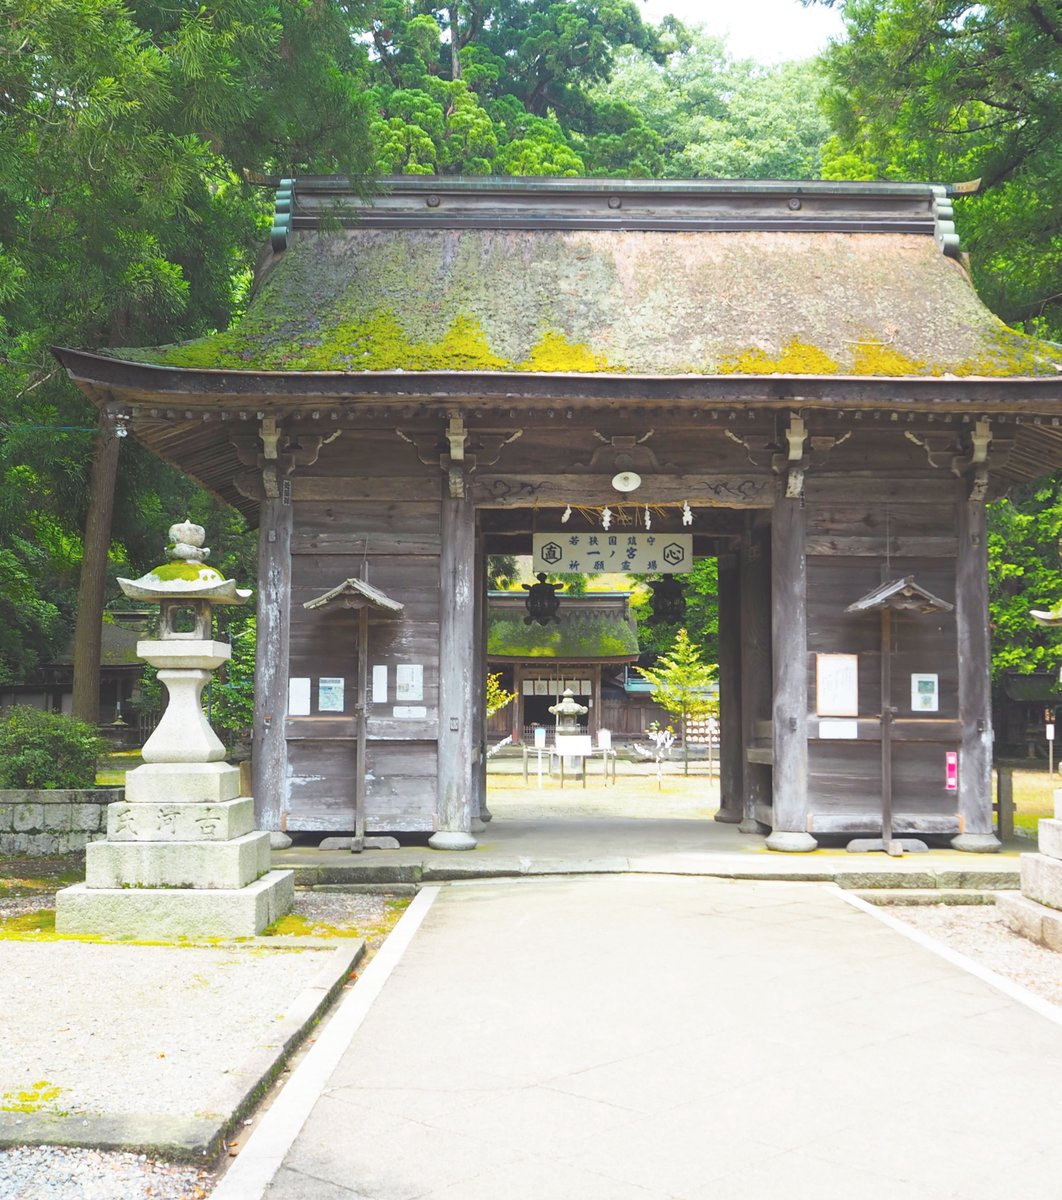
[0,707,104,789]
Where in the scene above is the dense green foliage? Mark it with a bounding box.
[815,0,1062,340]
[988,481,1062,680]
[0,707,103,789]
[0,0,374,683]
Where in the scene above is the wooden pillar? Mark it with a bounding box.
[430,486,478,850]
[252,497,292,832]
[953,490,1000,851]
[473,527,490,827]
[739,519,773,834]
[767,494,816,851]
[715,551,743,823]
[590,665,601,740]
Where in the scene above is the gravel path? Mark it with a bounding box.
[0,1146,212,1199]
[884,902,1062,1007]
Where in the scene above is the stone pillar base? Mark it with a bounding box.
[714,809,743,825]
[765,830,818,853]
[55,870,294,939]
[738,818,767,835]
[428,831,478,851]
[951,833,1002,853]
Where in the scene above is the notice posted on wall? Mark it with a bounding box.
[815,653,859,717]
[396,664,424,702]
[318,677,345,713]
[911,673,939,712]
[372,665,388,704]
[288,677,311,717]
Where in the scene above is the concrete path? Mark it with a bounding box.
[218,875,1062,1200]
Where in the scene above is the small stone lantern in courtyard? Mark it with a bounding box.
[55,520,294,938]
[549,688,589,773]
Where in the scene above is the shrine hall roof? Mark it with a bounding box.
[93,176,1060,381]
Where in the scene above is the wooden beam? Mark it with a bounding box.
[253,497,292,832]
[473,526,490,828]
[953,487,999,851]
[739,520,773,835]
[430,481,478,850]
[473,474,774,508]
[715,551,743,824]
[766,495,816,851]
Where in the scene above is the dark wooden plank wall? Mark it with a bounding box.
[285,486,442,832]
[803,474,960,833]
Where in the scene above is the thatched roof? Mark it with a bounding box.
[108,177,1058,379]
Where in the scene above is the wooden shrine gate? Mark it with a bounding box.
[55,176,1062,852]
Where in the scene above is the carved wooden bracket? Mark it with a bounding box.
[231,424,339,501]
[766,414,809,499]
[396,418,523,499]
[572,430,675,473]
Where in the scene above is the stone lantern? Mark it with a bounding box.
[55,520,294,938]
[549,688,588,734]
[549,688,588,772]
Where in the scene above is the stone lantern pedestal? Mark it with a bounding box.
[55,521,293,939]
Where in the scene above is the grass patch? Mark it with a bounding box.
[0,908,55,935]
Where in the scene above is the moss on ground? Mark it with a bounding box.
[1,1080,66,1114]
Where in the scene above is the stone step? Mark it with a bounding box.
[852,888,1001,906]
[997,891,1062,952]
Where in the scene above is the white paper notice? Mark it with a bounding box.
[396,664,424,701]
[318,677,344,713]
[818,719,859,740]
[393,706,427,719]
[372,665,389,704]
[816,654,859,717]
[911,673,939,712]
[288,677,311,716]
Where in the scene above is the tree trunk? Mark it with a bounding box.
[450,4,462,79]
[71,414,122,724]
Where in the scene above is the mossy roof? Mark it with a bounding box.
[110,224,1060,379]
[487,604,640,661]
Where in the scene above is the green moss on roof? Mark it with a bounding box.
[488,610,640,660]
[111,228,1062,378]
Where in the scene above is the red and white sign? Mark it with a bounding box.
[945,751,958,791]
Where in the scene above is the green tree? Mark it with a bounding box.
[594,31,830,179]
[636,626,717,775]
[988,481,1062,681]
[813,0,1062,338]
[0,0,374,706]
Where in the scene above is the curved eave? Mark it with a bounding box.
[52,348,1062,413]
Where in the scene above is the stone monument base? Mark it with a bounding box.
[997,793,1062,953]
[55,870,294,940]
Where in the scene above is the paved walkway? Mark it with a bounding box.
[215,874,1062,1200]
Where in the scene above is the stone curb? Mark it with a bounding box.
[0,937,364,1162]
[285,857,1020,891]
